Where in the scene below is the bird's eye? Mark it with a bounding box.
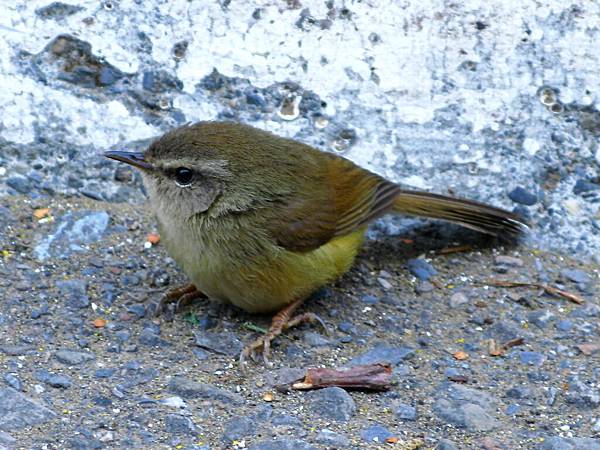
[174,167,194,186]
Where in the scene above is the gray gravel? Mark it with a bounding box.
[0,193,599,448]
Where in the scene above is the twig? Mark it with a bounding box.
[436,244,473,255]
[479,280,584,305]
[488,337,525,357]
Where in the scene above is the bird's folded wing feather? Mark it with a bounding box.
[267,155,400,252]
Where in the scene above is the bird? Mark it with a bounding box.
[105,121,526,365]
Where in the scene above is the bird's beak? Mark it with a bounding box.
[104,150,153,171]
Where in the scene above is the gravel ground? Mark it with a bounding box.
[1,193,599,450]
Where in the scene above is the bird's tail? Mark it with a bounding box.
[392,190,527,238]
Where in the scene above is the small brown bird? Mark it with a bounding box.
[105,121,526,364]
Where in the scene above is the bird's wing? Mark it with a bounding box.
[267,154,400,252]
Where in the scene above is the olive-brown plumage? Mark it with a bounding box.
[105,121,526,363]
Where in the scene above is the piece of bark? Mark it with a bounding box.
[292,363,392,391]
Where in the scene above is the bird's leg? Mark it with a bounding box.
[150,283,206,316]
[239,298,328,367]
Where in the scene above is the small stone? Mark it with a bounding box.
[35,370,71,388]
[539,436,600,449]
[315,429,350,447]
[348,344,415,366]
[395,403,417,420]
[506,386,532,399]
[6,175,32,194]
[3,373,23,391]
[165,414,197,436]
[195,331,243,357]
[406,259,437,281]
[449,292,469,308]
[303,332,331,347]
[56,279,89,309]
[168,376,243,405]
[271,414,301,427]
[573,179,600,195]
[435,440,459,450]
[576,343,600,356]
[127,303,146,318]
[361,294,378,304]
[505,404,521,415]
[508,187,537,205]
[519,351,545,366]
[555,320,573,332]
[138,329,162,347]
[416,281,435,293]
[34,210,110,260]
[433,384,500,432]
[94,368,116,379]
[378,278,393,290]
[55,349,96,365]
[223,415,255,442]
[561,268,591,284]
[248,439,317,450]
[565,378,600,409]
[494,255,524,267]
[0,388,56,430]
[527,310,555,329]
[0,345,34,356]
[360,424,394,443]
[306,387,356,421]
[264,367,305,389]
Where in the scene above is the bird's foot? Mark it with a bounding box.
[148,283,206,317]
[239,299,328,368]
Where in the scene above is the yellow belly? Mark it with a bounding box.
[161,220,365,313]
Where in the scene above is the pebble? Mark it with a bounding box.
[506,386,533,399]
[6,175,32,194]
[34,210,110,260]
[360,424,394,442]
[349,344,415,366]
[508,186,538,205]
[528,310,556,329]
[0,344,34,356]
[249,439,317,450]
[168,376,243,405]
[433,384,500,431]
[194,331,243,357]
[55,349,95,365]
[539,436,600,449]
[35,369,72,388]
[306,387,356,421]
[505,404,521,415]
[573,179,599,195]
[303,332,331,347]
[449,292,469,308]
[494,255,524,267]
[519,351,545,366]
[3,373,23,391]
[406,259,438,281]
[395,403,417,420]
[165,414,198,436]
[0,388,56,430]
[561,268,591,284]
[435,440,460,450]
[565,377,600,409]
[55,279,90,309]
[223,415,255,442]
[315,429,350,447]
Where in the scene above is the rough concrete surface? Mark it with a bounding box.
[0,1,600,449]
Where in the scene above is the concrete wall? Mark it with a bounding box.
[1,0,599,257]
